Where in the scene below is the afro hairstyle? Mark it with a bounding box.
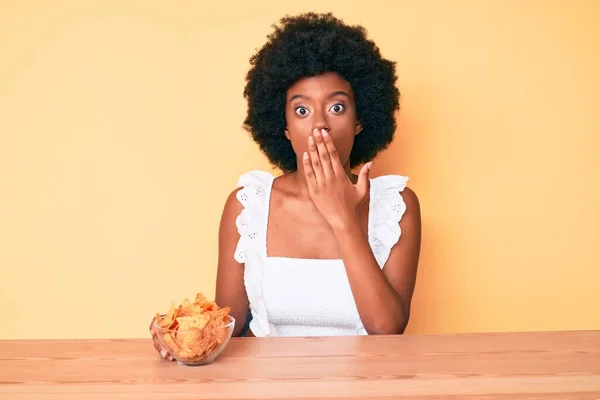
[243,12,400,172]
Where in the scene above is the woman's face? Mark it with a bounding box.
[285,71,362,172]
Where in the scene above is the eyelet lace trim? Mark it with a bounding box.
[368,175,409,269]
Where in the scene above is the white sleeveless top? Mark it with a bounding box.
[234,170,409,337]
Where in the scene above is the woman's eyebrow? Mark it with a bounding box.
[288,94,309,103]
[288,91,350,103]
[327,91,350,99]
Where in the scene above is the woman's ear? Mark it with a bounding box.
[285,127,291,140]
[355,121,363,136]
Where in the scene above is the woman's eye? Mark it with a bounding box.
[295,107,309,116]
[330,104,345,113]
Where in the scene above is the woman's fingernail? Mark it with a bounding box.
[322,129,329,137]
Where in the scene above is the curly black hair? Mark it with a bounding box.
[243,12,400,173]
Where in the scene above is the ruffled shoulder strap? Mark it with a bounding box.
[368,174,409,269]
[233,170,279,337]
[233,170,274,263]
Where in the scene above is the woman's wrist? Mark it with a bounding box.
[330,212,364,238]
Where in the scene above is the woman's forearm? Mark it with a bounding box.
[333,217,409,334]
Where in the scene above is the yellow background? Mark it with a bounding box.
[1,0,599,339]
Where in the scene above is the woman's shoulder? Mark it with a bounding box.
[369,173,409,193]
[369,172,419,228]
[221,170,275,209]
[370,172,418,207]
[236,169,276,188]
[368,173,420,268]
[220,170,275,219]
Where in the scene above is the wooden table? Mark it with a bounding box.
[1,330,599,399]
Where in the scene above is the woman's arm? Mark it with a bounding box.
[333,187,421,334]
[303,128,422,334]
[214,188,250,337]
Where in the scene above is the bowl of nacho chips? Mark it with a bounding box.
[153,293,235,366]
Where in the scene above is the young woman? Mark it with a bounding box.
[152,12,421,360]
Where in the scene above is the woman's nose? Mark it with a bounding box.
[312,116,330,133]
[314,125,330,131]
